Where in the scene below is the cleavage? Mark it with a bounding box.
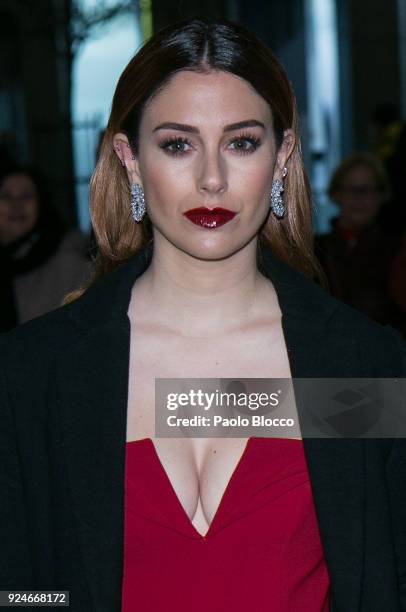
[151,437,251,536]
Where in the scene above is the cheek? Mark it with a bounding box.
[232,161,273,209]
[141,156,191,209]
[228,145,274,189]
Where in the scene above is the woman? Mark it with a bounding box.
[315,153,400,325]
[1,19,405,612]
[0,165,91,331]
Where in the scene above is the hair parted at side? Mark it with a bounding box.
[64,17,322,303]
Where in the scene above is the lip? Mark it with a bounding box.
[183,207,237,229]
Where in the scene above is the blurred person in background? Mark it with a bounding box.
[0,165,91,331]
[315,152,401,325]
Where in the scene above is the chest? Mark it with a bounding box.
[126,320,299,536]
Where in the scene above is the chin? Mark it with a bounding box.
[182,235,258,263]
[155,223,257,260]
[183,244,237,262]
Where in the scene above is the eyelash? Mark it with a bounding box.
[158,133,262,157]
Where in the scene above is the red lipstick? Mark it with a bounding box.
[183,207,236,229]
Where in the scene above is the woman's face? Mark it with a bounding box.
[332,165,384,229]
[0,173,39,245]
[114,70,294,260]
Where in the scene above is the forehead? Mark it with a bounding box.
[141,70,272,128]
[342,165,378,185]
[1,173,36,191]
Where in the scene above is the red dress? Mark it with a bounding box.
[121,437,331,611]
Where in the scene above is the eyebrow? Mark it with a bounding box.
[152,119,266,133]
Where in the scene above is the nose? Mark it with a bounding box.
[197,149,228,196]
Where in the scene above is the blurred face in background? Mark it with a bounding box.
[332,164,384,230]
[0,173,39,245]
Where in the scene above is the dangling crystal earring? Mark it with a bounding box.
[270,167,287,218]
[130,183,146,222]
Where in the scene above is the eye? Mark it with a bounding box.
[229,134,262,155]
[159,136,192,156]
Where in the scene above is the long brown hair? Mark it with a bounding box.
[65,18,321,303]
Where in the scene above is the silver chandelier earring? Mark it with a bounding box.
[270,167,288,219]
[130,183,146,222]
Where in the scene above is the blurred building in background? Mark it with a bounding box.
[0,0,405,234]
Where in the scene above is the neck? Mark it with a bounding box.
[129,235,277,338]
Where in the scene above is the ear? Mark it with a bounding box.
[274,129,295,180]
[112,132,143,187]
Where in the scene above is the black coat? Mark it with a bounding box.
[1,243,406,612]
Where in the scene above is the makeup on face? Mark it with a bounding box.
[183,207,237,229]
[154,119,265,159]
[134,71,278,250]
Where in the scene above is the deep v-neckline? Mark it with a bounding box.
[127,437,254,540]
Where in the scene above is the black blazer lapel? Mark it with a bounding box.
[57,243,365,611]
